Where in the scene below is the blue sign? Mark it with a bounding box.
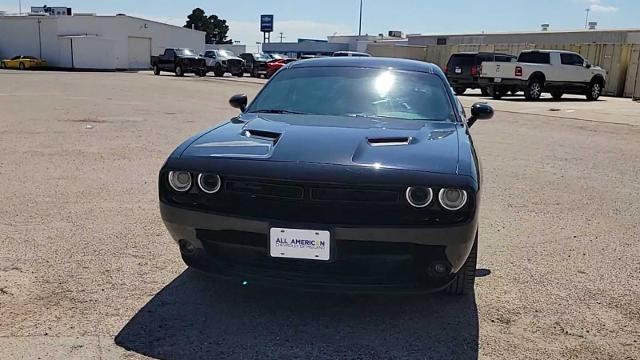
[260,14,274,32]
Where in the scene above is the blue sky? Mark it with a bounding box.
[2,0,638,49]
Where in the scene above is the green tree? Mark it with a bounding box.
[184,8,232,44]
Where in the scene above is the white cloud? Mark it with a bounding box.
[579,0,618,13]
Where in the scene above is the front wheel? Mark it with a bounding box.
[524,79,543,100]
[481,86,490,96]
[175,65,184,77]
[454,87,467,95]
[19,62,26,70]
[445,233,477,296]
[251,67,259,78]
[153,64,160,75]
[551,90,563,100]
[213,64,224,77]
[586,81,602,101]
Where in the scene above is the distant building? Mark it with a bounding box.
[30,6,72,16]
[0,14,205,69]
[407,29,640,46]
[262,34,407,57]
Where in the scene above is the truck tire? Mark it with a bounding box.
[454,87,467,95]
[175,65,184,77]
[445,233,478,296]
[481,86,490,96]
[251,66,259,78]
[551,90,563,100]
[213,64,224,77]
[586,81,602,101]
[196,70,206,77]
[490,86,503,100]
[524,78,543,101]
[153,64,160,75]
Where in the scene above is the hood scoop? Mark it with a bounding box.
[367,137,413,147]
[243,129,282,143]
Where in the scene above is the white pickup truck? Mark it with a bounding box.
[479,50,606,101]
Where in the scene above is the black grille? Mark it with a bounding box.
[162,175,472,226]
[225,180,303,199]
[197,230,449,286]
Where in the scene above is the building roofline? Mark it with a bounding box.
[408,28,640,37]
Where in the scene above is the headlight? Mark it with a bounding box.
[221,60,227,65]
[406,187,433,208]
[438,188,468,211]
[168,171,192,192]
[197,173,222,194]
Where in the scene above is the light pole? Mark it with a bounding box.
[18,0,21,15]
[358,0,363,36]
[585,8,590,29]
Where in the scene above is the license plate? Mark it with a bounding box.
[270,228,330,261]
[494,77,502,83]
[455,68,462,74]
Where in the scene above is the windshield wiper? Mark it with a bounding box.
[249,109,309,115]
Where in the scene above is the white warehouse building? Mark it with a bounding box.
[0,14,205,70]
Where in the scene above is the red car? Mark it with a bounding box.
[266,58,297,78]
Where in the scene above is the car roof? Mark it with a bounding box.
[288,57,440,73]
[520,49,578,54]
[450,52,515,56]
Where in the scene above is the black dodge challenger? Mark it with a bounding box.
[159,57,493,295]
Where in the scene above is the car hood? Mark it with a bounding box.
[182,114,460,174]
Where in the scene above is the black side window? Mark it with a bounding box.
[518,52,550,64]
[166,50,175,60]
[561,54,584,66]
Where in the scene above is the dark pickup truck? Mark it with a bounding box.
[151,48,207,77]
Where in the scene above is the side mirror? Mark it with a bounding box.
[468,102,493,127]
[229,94,248,112]
[585,62,592,69]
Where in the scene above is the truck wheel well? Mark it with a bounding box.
[591,75,604,85]
[529,72,546,83]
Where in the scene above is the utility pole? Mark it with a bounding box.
[18,0,22,15]
[585,8,590,29]
[358,0,363,36]
[279,32,285,43]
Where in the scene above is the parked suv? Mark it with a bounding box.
[239,53,271,78]
[203,49,244,77]
[445,52,516,95]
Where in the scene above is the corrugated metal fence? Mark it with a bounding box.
[367,42,640,98]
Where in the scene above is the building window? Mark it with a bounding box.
[437,38,447,45]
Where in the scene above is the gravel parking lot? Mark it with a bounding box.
[0,70,639,360]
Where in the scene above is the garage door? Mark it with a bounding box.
[127,37,151,69]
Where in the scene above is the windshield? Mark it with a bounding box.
[254,54,270,61]
[175,49,197,56]
[247,67,454,121]
[218,50,235,57]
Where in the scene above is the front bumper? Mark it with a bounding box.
[160,202,478,292]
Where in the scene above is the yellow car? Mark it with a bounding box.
[0,56,47,70]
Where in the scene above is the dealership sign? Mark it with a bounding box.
[260,15,274,32]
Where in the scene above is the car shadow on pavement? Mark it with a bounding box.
[115,269,479,360]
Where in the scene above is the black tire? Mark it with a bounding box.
[251,66,259,78]
[586,80,602,101]
[524,78,543,100]
[153,64,160,75]
[481,86,490,96]
[551,90,563,100]
[445,233,478,296]
[213,64,224,77]
[490,86,503,100]
[0,61,5,69]
[19,62,26,70]
[175,65,184,77]
[454,87,467,95]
